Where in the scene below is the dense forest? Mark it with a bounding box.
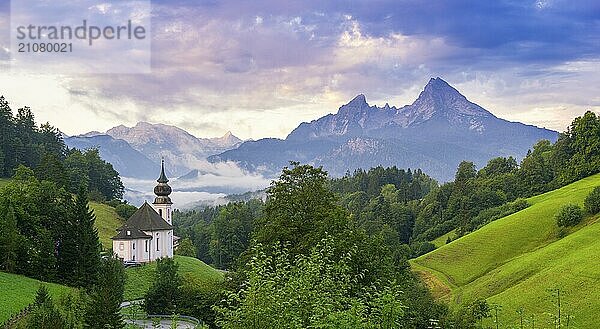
[0,96,127,284]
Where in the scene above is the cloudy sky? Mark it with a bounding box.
[0,0,598,140]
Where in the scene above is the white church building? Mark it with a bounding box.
[112,160,176,263]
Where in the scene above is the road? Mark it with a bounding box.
[120,300,200,328]
[125,318,197,328]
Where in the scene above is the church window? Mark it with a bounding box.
[133,242,135,250]
[159,209,163,216]
[119,242,124,251]
[156,237,160,251]
[145,240,148,252]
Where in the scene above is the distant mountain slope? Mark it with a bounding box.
[65,134,159,179]
[210,78,557,181]
[107,122,242,176]
[411,173,600,327]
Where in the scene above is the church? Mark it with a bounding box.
[112,160,176,263]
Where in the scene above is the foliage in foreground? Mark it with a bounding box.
[144,257,182,315]
[84,254,126,329]
[216,237,407,329]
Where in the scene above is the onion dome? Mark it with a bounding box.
[153,159,172,204]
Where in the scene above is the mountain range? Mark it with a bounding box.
[65,123,242,179]
[209,78,558,181]
[67,78,558,184]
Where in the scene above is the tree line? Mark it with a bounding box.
[0,96,124,201]
[414,110,600,242]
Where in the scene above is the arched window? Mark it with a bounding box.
[159,209,163,216]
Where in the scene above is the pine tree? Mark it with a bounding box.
[58,188,102,287]
[84,254,125,329]
[34,285,51,306]
[57,205,78,285]
[74,188,102,288]
[28,285,66,329]
[0,96,14,177]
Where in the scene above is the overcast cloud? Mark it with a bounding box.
[0,0,598,139]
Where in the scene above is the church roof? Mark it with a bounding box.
[114,202,173,236]
[111,225,152,240]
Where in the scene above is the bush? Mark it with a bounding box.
[469,198,530,231]
[555,203,583,227]
[584,186,600,215]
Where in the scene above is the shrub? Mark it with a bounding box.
[555,203,583,227]
[468,198,530,231]
[584,186,600,215]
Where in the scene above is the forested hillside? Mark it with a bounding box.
[0,96,134,328]
[176,112,600,270]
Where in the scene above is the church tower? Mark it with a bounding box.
[153,159,173,225]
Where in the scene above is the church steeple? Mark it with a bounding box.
[157,158,169,184]
[153,158,172,205]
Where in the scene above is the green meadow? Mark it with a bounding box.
[90,202,125,249]
[0,272,74,323]
[412,173,600,327]
[124,255,225,300]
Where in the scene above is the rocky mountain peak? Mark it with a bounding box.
[211,131,242,147]
[406,77,493,122]
[347,94,368,107]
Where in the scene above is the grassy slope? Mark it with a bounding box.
[0,272,73,322]
[90,202,124,249]
[411,173,600,327]
[0,178,11,188]
[124,255,225,300]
